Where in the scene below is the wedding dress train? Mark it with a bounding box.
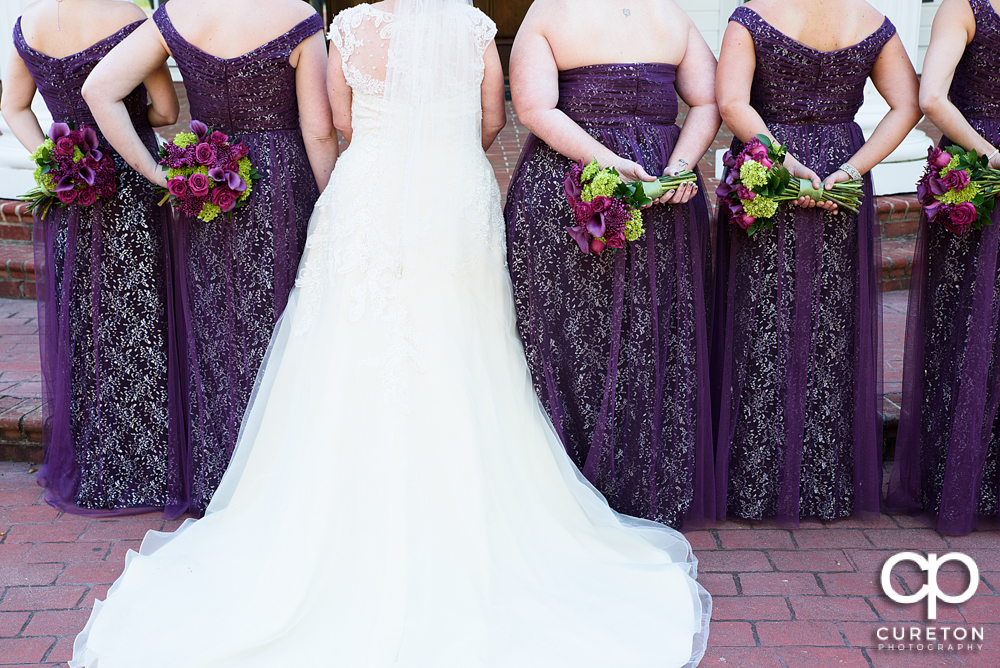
[71,2,710,665]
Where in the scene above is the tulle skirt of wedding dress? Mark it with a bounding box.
[70,148,711,667]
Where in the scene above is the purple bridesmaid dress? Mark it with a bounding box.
[14,20,185,517]
[887,0,1000,535]
[152,7,322,516]
[712,8,891,525]
[505,64,716,529]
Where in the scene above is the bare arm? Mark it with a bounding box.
[293,31,337,192]
[327,33,353,146]
[663,22,721,205]
[481,40,506,151]
[918,0,997,167]
[716,20,829,208]
[828,34,921,187]
[143,62,180,128]
[0,47,45,153]
[510,17,655,183]
[82,21,170,186]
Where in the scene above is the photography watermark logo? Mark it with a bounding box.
[876,551,984,652]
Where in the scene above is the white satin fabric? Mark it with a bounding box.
[70,3,711,666]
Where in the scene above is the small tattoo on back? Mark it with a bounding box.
[623,8,631,17]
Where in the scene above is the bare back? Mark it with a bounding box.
[157,0,317,60]
[741,0,886,53]
[523,0,693,70]
[18,0,148,59]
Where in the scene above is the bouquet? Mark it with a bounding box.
[564,159,696,254]
[717,135,863,236]
[21,122,117,219]
[157,120,259,222]
[917,146,998,234]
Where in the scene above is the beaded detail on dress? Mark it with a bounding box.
[730,7,895,125]
[950,0,1000,119]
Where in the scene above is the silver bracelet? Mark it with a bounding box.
[839,163,862,182]
[987,148,1000,166]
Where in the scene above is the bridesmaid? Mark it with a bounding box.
[505,0,721,528]
[886,0,1000,535]
[713,0,920,525]
[84,0,337,516]
[0,0,184,516]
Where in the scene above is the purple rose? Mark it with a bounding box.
[943,168,970,191]
[746,140,768,162]
[928,147,952,171]
[589,238,607,254]
[949,201,977,230]
[211,187,238,213]
[208,131,229,146]
[190,120,209,140]
[566,225,591,254]
[167,177,189,198]
[56,189,76,204]
[55,137,75,155]
[737,185,756,201]
[572,200,595,225]
[605,234,625,249]
[195,143,216,166]
[232,143,249,160]
[732,212,756,231]
[589,196,613,213]
[49,122,71,141]
[188,172,210,197]
[77,189,97,207]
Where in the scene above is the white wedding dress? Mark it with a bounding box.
[71,3,710,666]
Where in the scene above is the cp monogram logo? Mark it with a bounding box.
[881,552,979,620]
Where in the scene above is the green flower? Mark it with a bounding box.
[624,209,645,242]
[198,202,222,223]
[581,160,600,183]
[30,138,55,163]
[739,160,769,190]
[939,181,980,205]
[743,194,778,219]
[940,155,960,177]
[582,169,620,202]
[237,158,253,202]
[173,132,198,149]
[72,146,84,163]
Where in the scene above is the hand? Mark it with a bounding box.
[149,170,169,189]
[653,166,699,205]
[611,157,656,184]
[990,153,1000,171]
[784,154,837,211]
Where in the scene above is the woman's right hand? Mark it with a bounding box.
[783,154,836,210]
[610,157,656,184]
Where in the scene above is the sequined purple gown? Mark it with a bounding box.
[14,19,185,517]
[153,7,322,516]
[505,64,715,529]
[712,8,891,525]
[887,0,1000,535]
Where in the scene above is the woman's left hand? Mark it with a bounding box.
[651,166,699,206]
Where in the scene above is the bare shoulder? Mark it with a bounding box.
[852,0,888,33]
[270,0,319,24]
[100,0,149,26]
[520,0,574,29]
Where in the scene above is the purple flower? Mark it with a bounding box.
[49,122,71,141]
[589,238,607,254]
[737,185,756,201]
[54,175,76,193]
[208,131,229,146]
[564,169,583,200]
[167,177,189,198]
[928,175,949,197]
[598,199,630,240]
[566,225,591,254]
[190,120,209,140]
[80,127,100,157]
[194,143,216,166]
[211,186,237,213]
[56,188,76,204]
[605,234,625,249]
[589,195,613,213]
[77,165,96,187]
[722,150,736,169]
[188,172,210,197]
[77,189,97,207]
[572,200,595,225]
[923,200,941,221]
[928,147,952,171]
[943,168,970,191]
[948,201,977,232]
[916,173,932,204]
[55,137,75,156]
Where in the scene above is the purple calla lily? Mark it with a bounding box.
[49,123,71,141]
[77,166,96,187]
[566,225,591,254]
[190,120,209,140]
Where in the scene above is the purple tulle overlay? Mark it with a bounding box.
[711,9,893,526]
[505,63,716,529]
[15,19,187,517]
[153,8,322,515]
[886,0,1000,534]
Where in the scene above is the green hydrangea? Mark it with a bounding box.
[582,169,620,202]
[940,155,960,177]
[198,202,222,223]
[739,160,769,190]
[743,194,778,219]
[939,181,980,205]
[173,132,198,149]
[72,146,84,163]
[166,167,191,180]
[624,209,645,242]
[581,160,600,183]
[31,138,55,163]
[237,157,253,203]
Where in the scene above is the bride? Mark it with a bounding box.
[71,1,710,665]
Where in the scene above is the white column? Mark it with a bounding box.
[859,0,933,195]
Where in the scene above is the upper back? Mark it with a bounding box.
[522,0,693,71]
[739,0,885,53]
[155,0,317,60]
[18,0,147,59]
[950,0,1000,118]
